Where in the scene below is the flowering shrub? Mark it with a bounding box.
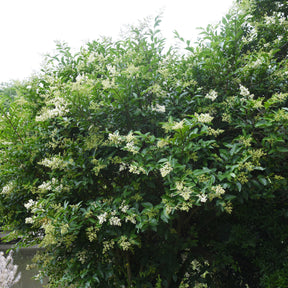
[0,2,288,287]
[0,251,21,288]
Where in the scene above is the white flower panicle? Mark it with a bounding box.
[38,178,58,192]
[124,64,140,77]
[120,201,129,213]
[38,156,71,170]
[102,78,116,90]
[198,194,208,203]
[0,250,21,287]
[24,199,36,210]
[25,217,34,224]
[125,215,137,224]
[36,96,69,122]
[175,181,184,191]
[157,139,169,148]
[97,212,108,224]
[119,163,128,172]
[160,162,173,177]
[195,113,214,123]
[1,181,14,195]
[180,188,192,201]
[109,216,121,226]
[124,141,139,154]
[118,235,131,251]
[108,131,122,145]
[239,84,254,99]
[125,132,135,143]
[212,185,226,197]
[175,182,192,201]
[172,120,185,130]
[129,163,146,175]
[205,90,218,101]
[151,104,166,113]
[38,182,51,192]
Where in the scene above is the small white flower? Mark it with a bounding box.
[109,216,121,226]
[212,185,225,197]
[120,202,129,213]
[119,163,128,172]
[175,181,184,191]
[180,188,191,201]
[25,217,34,224]
[97,212,108,224]
[239,84,254,99]
[151,104,166,113]
[36,96,69,122]
[118,235,131,251]
[124,142,139,154]
[125,215,136,224]
[125,132,135,143]
[1,181,14,195]
[24,199,36,210]
[108,131,122,145]
[160,162,173,177]
[172,120,185,130]
[205,90,218,101]
[195,113,214,123]
[198,194,207,203]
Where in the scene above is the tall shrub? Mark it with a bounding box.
[0,4,287,287]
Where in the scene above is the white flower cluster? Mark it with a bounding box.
[0,251,21,287]
[151,104,166,113]
[109,216,121,226]
[119,163,128,172]
[205,90,218,101]
[120,201,129,213]
[1,181,14,195]
[197,193,207,203]
[102,78,116,90]
[195,113,214,123]
[124,64,140,77]
[97,212,108,224]
[175,181,193,200]
[212,185,225,197]
[24,199,36,210]
[125,132,135,143]
[125,215,137,224]
[102,240,115,254]
[157,139,169,148]
[180,188,192,201]
[129,164,146,175]
[251,58,263,68]
[124,141,139,154]
[264,12,286,25]
[108,131,122,145]
[38,178,59,192]
[87,52,107,64]
[36,96,69,122]
[118,235,131,251]
[75,74,89,84]
[25,217,34,224]
[239,84,254,99]
[38,156,68,170]
[172,120,185,130]
[160,162,173,177]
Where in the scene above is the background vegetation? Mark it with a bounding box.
[1,0,288,287]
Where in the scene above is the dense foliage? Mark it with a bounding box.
[1,1,288,287]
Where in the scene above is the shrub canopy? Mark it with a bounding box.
[0,1,288,287]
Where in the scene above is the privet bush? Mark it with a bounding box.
[0,1,288,287]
